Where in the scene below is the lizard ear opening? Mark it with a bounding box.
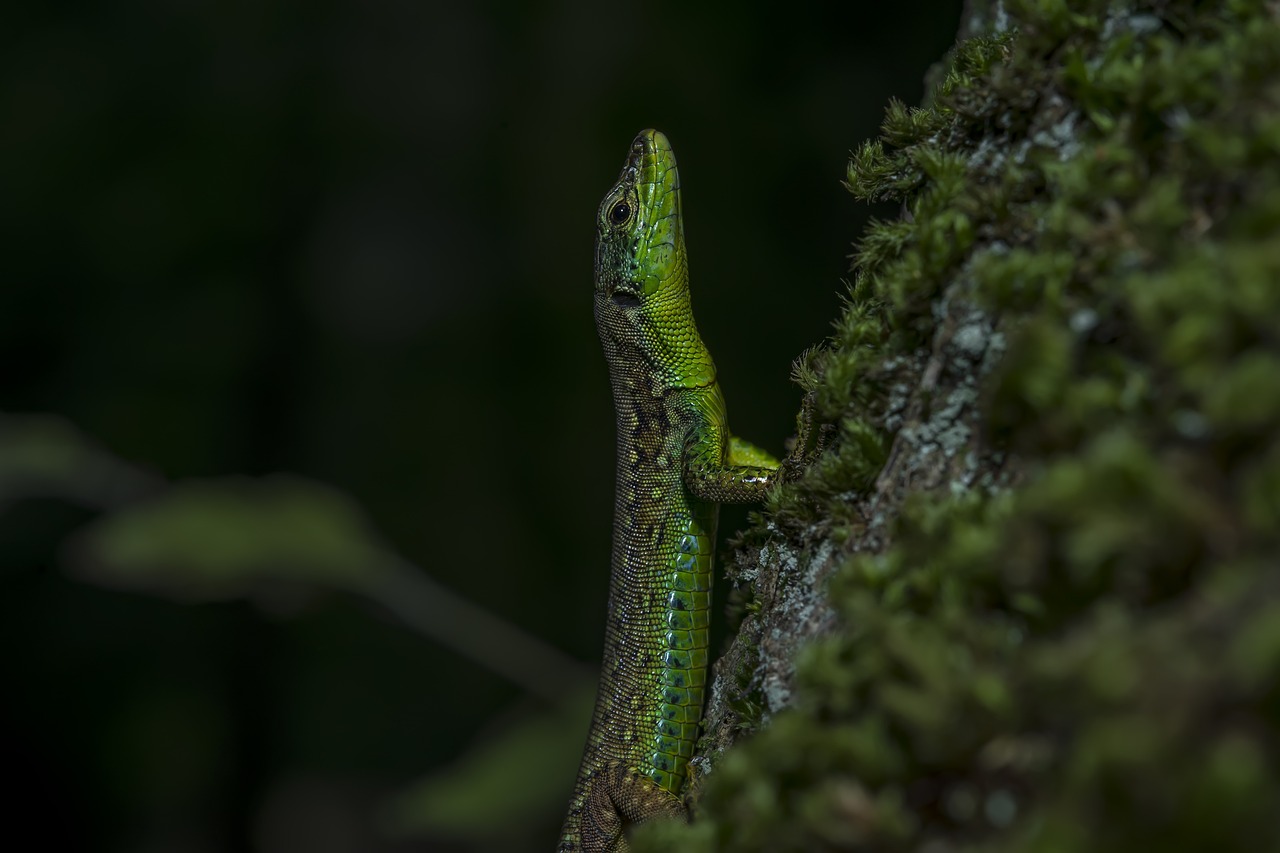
[611,291,641,309]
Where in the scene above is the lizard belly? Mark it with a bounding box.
[558,427,719,851]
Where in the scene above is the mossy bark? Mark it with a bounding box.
[635,1,1280,850]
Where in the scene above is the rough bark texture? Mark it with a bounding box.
[634,0,1280,850]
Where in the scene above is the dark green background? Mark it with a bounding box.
[2,2,961,850]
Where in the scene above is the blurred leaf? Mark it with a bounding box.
[65,474,590,702]
[0,412,158,507]
[383,686,595,842]
[67,475,392,601]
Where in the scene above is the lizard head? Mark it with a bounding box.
[594,129,714,389]
[594,129,684,303]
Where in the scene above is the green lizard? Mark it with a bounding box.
[557,129,807,852]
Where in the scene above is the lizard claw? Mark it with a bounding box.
[780,390,829,483]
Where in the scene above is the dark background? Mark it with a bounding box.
[1,2,962,851]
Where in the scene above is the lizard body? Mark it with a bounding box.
[557,130,786,852]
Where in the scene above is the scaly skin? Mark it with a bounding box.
[557,130,787,852]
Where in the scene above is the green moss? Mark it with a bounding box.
[635,0,1280,850]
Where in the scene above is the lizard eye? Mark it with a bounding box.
[609,200,631,225]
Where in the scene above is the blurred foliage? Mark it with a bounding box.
[70,476,393,600]
[385,687,595,844]
[0,413,158,506]
[639,0,1280,851]
[4,417,594,845]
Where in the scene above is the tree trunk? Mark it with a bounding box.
[636,1,1280,850]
